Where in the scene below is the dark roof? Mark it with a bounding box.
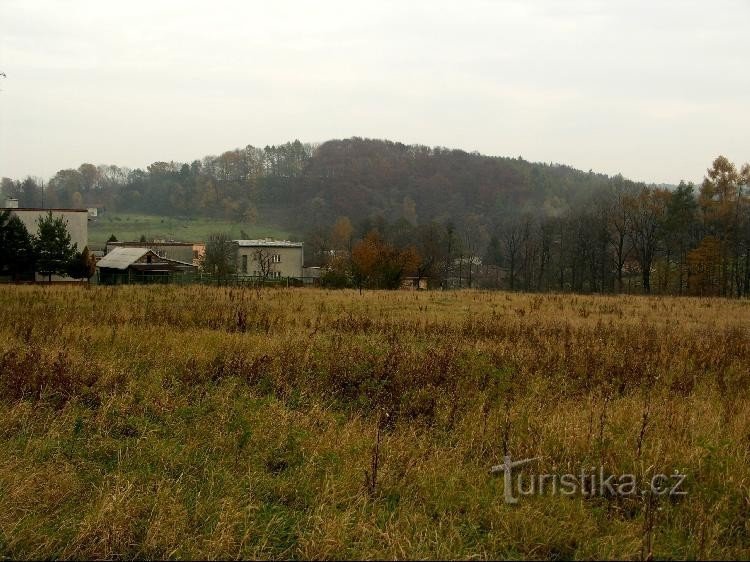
[129,264,190,271]
[8,207,88,213]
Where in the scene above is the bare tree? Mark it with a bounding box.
[625,188,668,294]
[501,220,522,291]
[252,248,277,281]
[200,233,237,284]
[461,214,488,288]
[608,181,638,292]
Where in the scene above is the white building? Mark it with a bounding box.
[234,239,303,279]
[3,197,88,281]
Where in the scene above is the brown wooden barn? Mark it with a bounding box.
[96,247,196,284]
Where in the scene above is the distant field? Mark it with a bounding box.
[88,213,290,247]
[0,287,748,559]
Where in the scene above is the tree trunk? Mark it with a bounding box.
[642,268,651,294]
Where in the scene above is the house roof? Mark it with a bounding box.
[108,241,200,247]
[8,207,88,213]
[235,239,302,248]
[96,247,152,269]
[97,247,197,270]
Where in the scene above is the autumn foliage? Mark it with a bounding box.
[350,231,420,289]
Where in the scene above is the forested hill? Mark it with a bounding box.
[1,137,645,234]
[7,138,747,297]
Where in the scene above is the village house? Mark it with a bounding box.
[446,255,483,288]
[235,239,303,279]
[105,240,205,266]
[400,276,429,290]
[96,247,197,284]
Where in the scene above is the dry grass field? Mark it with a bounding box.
[0,286,748,559]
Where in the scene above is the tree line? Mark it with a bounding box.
[0,211,95,282]
[0,141,313,223]
[1,137,632,235]
[307,156,750,296]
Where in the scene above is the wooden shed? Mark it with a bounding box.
[96,247,197,284]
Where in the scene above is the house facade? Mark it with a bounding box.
[235,239,303,279]
[5,208,88,254]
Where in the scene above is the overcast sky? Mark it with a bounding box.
[1,0,748,184]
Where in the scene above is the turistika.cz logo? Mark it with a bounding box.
[490,455,687,504]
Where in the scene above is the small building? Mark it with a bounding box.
[96,247,197,284]
[106,241,205,266]
[2,199,89,282]
[401,277,429,290]
[86,203,106,219]
[446,256,484,288]
[302,266,322,285]
[235,239,303,279]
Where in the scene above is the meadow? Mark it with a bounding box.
[0,286,748,559]
[88,213,289,248]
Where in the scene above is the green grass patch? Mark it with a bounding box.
[88,213,290,248]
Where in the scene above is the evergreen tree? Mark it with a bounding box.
[67,246,96,281]
[0,209,11,270]
[0,211,37,280]
[35,211,76,282]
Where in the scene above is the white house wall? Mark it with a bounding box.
[237,246,303,278]
[10,209,88,282]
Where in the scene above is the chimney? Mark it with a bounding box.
[4,197,19,209]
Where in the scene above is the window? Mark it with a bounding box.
[241,255,247,274]
[273,253,281,263]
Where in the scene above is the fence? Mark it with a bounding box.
[94,271,319,287]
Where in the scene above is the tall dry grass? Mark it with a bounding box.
[0,286,748,559]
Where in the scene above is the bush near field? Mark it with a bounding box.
[0,286,748,560]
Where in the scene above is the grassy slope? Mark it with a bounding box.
[88,213,290,248]
[0,287,748,559]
